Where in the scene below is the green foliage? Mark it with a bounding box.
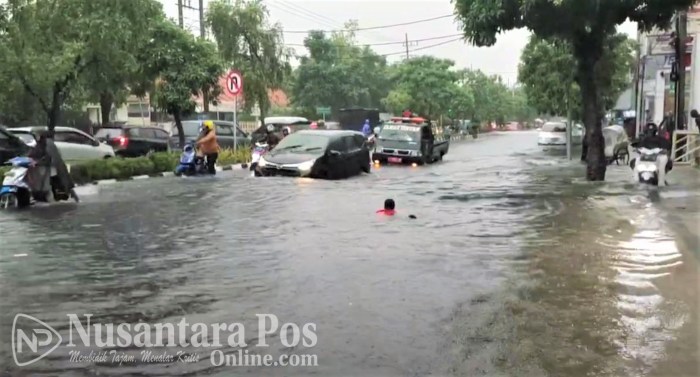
[518,34,636,118]
[141,19,225,145]
[291,28,390,116]
[207,0,291,120]
[0,0,166,130]
[382,57,460,118]
[218,148,251,165]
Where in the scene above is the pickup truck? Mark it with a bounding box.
[371,116,449,165]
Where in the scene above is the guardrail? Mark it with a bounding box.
[671,130,700,166]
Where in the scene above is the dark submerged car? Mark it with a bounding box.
[257,130,371,179]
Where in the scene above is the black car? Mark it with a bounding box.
[95,126,171,157]
[257,130,371,179]
[171,120,250,150]
[0,126,30,163]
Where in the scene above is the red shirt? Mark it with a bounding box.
[376,209,396,216]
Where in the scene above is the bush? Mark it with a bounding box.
[218,148,251,165]
[0,149,247,186]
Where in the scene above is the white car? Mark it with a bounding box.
[538,121,584,146]
[8,126,115,163]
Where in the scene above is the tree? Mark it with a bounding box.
[518,34,636,123]
[79,0,165,127]
[382,56,460,118]
[0,0,164,132]
[207,0,292,122]
[454,0,695,180]
[142,19,224,147]
[461,70,511,125]
[291,27,390,118]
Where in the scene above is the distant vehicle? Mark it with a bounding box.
[95,126,170,157]
[0,126,30,163]
[9,126,115,162]
[537,122,584,146]
[170,120,250,150]
[252,117,311,143]
[338,108,380,132]
[256,130,371,179]
[372,116,450,165]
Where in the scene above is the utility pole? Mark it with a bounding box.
[177,0,184,28]
[405,33,409,60]
[674,11,688,133]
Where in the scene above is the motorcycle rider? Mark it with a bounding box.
[361,119,372,138]
[631,123,673,184]
[196,120,220,175]
[265,124,281,149]
[282,126,291,138]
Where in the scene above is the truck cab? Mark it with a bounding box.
[371,116,449,165]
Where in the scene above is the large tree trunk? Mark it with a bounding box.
[47,85,64,137]
[174,111,185,147]
[574,36,606,181]
[99,92,114,126]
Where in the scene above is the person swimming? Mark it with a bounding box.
[376,199,417,219]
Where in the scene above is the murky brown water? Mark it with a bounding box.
[0,131,697,376]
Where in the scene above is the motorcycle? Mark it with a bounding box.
[250,142,269,176]
[0,156,77,209]
[175,141,205,176]
[632,147,665,185]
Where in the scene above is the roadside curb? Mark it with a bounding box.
[89,162,249,187]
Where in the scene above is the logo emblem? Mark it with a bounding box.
[12,314,62,366]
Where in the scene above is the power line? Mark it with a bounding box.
[283,14,453,34]
[285,33,463,47]
[382,37,464,56]
[270,0,397,44]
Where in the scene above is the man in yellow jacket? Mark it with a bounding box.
[197,120,220,175]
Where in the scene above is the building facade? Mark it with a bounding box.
[636,8,700,132]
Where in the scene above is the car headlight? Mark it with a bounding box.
[258,156,267,167]
[296,160,314,171]
[376,147,383,153]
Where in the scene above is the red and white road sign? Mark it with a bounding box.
[225,70,243,96]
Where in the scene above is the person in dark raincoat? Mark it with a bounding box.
[26,131,78,202]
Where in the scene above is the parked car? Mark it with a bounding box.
[0,126,30,163]
[252,117,311,143]
[95,126,171,157]
[170,120,250,150]
[257,130,371,179]
[372,116,450,165]
[537,121,584,146]
[8,126,115,162]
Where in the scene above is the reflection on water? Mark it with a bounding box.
[0,131,697,376]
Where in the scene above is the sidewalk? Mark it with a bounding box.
[661,166,700,257]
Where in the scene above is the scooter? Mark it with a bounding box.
[632,147,665,185]
[0,157,34,208]
[0,157,77,209]
[250,142,269,177]
[175,141,206,176]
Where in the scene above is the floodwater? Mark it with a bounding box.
[0,131,697,376]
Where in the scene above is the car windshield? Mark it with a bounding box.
[542,123,567,132]
[173,122,202,136]
[379,124,420,141]
[95,128,122,139]
[274,133,330,153]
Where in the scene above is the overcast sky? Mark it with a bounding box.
[161,0,638,85]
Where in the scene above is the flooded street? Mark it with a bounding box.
[0,131,697,376]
